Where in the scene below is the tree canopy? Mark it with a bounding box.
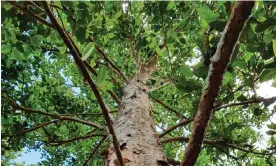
[1,1,276,165]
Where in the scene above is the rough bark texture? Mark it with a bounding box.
[104,78,167,166]
[181,1,255,166]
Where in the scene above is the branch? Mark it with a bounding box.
[6,1,54,29]
[2,119,61,138]
[158,96,275,139]
[88,36,128,82]
[162,136,275,156]
[149,79,172,92]
[159,118,194,138]
[214,96,276,111]
[46,133,106,146]
[84,60,121,104]
[214,86,243,107]
[83,136,108,166]
[167,158,181,166]
[129,37,140,67]
[57,111,118,117]
[181,2,255,165]
[3,95,104,129]
[42,2,124,165]
[150,95,187,119]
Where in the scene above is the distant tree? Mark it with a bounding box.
[1,1,276,166]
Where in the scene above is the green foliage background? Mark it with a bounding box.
[1,1,276,165]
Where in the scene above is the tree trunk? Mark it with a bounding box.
[104,78,167,166]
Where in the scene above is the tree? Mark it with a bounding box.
[1,1,276,166]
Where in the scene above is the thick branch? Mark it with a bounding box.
[83,136,108,166]
[181,2,255,165]
[42,2,124,165]
[3,96,104,129]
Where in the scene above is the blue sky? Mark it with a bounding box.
[15,148,42,165]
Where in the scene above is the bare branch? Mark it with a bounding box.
[42,2,124,165]
[214,96,276,111]
[88,36,128,82]
[129,38,140,67]
[158,96,275,139]
[83,136,108,166]
[46,133,106,146]
[149,79,172,92]
[84,60,121,104]
[2,95,104,129]
[150,95,187,119]
[2,119,61,138]
[159,118,194,138]
[214,86,243,107]
[162,136,275,156]
[181,2,255,165]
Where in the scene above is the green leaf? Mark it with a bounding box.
[222,72,232,85]
[1,45,11,54]
[197,7,220,24]
[98,81,113,91]
[259,68,276,82]
[167,1,175,10]
[267,123,276,130]
[253,108,262,116]
[181,65,193,77]
[3,3,13,11]
[11,47,24,64]
[31,35,44,44]
[155,47,163,56]
[113,12,122,20]
[75,27,86,43]
[237,94,247,102]
[60,46,67,55]
[232,60,247,69]
[82,43,94,61]
[266,130,276,135]
[194,66,209,78]
[273,39,276,56]
[89,59,96,67]
[96,67,108,85]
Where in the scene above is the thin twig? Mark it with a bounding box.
[83,136,108,166]
[88,36,128,82]
[2,119,61,138]
[150,95,187,119]
[214,96,276,111]
[46,133,107,146]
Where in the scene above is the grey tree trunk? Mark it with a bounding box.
[104,78,167,166]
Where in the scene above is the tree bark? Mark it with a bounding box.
[104,78,167,166]
[181,1,255,166]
